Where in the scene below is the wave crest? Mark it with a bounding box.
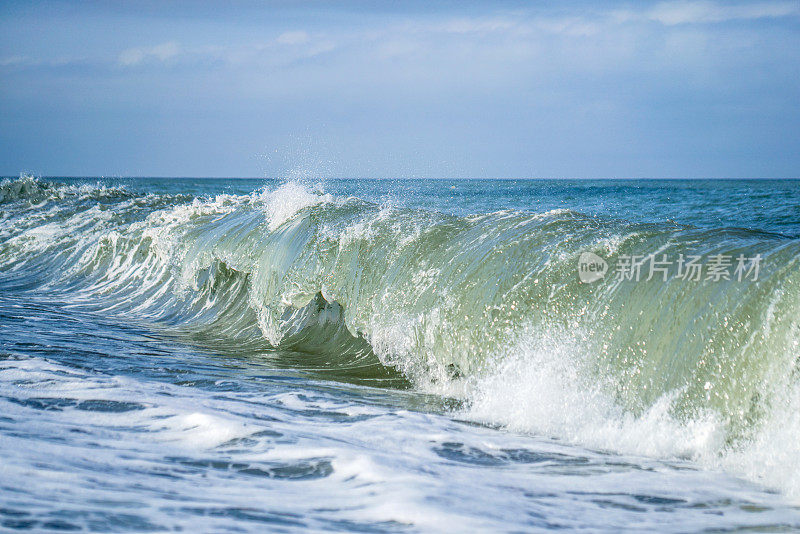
[0,174,133,204]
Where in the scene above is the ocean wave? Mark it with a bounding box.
[0,174,132,203]
[2,178,800,497]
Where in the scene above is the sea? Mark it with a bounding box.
[1,175,800,532]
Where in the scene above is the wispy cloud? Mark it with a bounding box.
[118,41,181,66]
[429,17,517,34]
[0,55,30,67]
[618,1,800,25]
[7,3,798,74]
[276,31,310,45]
[1,1,798,177]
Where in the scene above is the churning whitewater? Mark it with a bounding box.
[2,176,800,531]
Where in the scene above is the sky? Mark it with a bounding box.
[1,0,799,178]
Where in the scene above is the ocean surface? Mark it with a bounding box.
[2,175,800,532]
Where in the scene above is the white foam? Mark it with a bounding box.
[719,382,800,499]
[260,181,333,231]
[466,330,725,458]
[3,348,798,532]
[462,326,800,501]
[153,412,252,449]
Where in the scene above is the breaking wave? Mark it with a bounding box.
[2,175,800,498]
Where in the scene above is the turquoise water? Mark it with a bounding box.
[1,176,800,531]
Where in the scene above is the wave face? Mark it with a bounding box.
[2,175,800,497]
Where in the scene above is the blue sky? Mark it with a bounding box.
[1,1,798,178]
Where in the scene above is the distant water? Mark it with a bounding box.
[2,176,800,532]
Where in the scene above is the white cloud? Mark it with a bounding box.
[434,17,516,34]
[634,1,800,25]
[0,55,30,67]
[17,3,795,75]
[118,41,181,66]
[276,31,310,45]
